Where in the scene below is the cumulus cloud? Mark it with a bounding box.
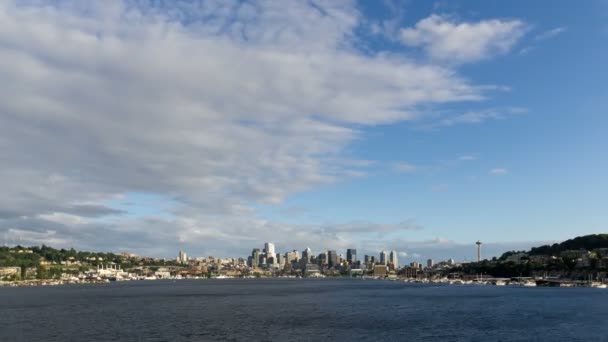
[401,14,527,63]
[459,155,476,161]
[0,1,509,257]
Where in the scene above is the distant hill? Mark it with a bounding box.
[527,234,608,256]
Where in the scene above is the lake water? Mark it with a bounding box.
[1,278,607,341]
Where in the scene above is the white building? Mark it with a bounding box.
[389,250,398,269]
[380,251,388,265]
[264,242,275,256]
[302,247,313,263]
[178,250,188,264]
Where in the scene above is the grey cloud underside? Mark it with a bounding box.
[0,1,521,257]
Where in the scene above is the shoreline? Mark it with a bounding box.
[2,276,606,289]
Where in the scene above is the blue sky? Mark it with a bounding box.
[257,0,608,248]
[0,0,606,262]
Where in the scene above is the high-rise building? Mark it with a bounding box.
[327,250,338,268]
[264,242,276,256]
[302,247,312,263]
[346,249,357,264]
[427,259,434,268]
[178,250,188,264]
[389,250,398,269]
[476,241,482,262]
[251,248,260,267]
[317,252,327,265]
[364,255,370,264]
[370,256,376,264]
[276,253,283,266]
[380,251,388,265]
[285,250,298,264]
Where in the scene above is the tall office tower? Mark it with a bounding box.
[380,250,388,265]
[276,253,282,266]
[178,250,188,264]
[251,248,260,267]
[364,255,370,264]
[327,250,338,268]
[317,252,327,265]
[346,249,357,264]
[264,242,276,256]
[476,241,482,262]
[427,259,434,268]
[370,256,376,264]
[302,247,312,263]
[389,250,398,269]
[285,251,297,264]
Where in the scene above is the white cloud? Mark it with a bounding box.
[535,27,567,41]
[489,168,508,175]
[392,162,418,173]
[459,155,476,161]
[0,1,509,256]
[401,14,527,63]
[433,107,526,127]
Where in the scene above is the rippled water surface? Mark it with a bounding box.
[1,278,608,341]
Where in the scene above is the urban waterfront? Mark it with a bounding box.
[1,278,608,342]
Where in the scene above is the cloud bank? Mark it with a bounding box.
[0,1,524,257]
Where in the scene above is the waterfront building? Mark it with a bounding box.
[304,263,320,276]
[347,249,357,264]
[427,259,434,268]
[0,267,21,278]
[389,250,398,269]
[364,255,370,264]
[370,256,376,264]
[373,265,388,277]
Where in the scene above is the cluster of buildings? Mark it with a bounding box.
[243,243,404,276]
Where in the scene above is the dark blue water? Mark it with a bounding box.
[1,279,607,341]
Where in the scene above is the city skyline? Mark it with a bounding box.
[0,1,606,262]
